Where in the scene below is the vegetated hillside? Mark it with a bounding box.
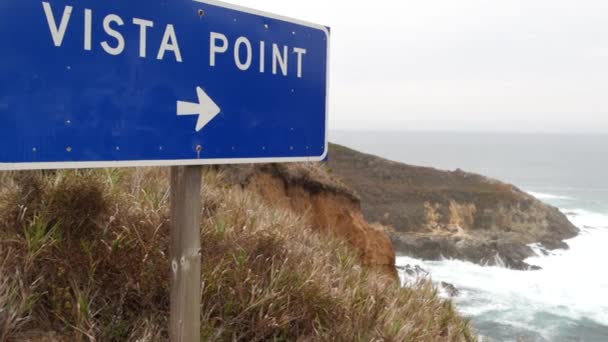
[327,143,579,269]
[0,167,474,341]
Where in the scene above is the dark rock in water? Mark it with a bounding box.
[440,282,460,297]
[391,234,539,270]
[540,238,569,251]
[327,143,580,270]
[397,264,429,279]
[537,247,550,256]
[412,265,428,277]
[398,265,459,297]
[397,264,434,287]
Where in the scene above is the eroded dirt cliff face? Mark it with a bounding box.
[218,164,397,279]
[327,144,579,270]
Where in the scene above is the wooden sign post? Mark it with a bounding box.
[170,166,203,341]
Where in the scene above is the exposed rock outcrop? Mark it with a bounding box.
[397,264,429,280]
[218,163,398,279]
[440,282,460,297]
[327,143,579,270]
[397,264,460,297]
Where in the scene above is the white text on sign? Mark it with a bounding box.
[41,2,308,79]
[209,32,307,78]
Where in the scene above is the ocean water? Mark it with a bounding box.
[331,131,608,341]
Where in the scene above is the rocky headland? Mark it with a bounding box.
[327,143,579,270]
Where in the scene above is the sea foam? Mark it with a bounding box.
[397,207,608,340]
[526,191,574,200]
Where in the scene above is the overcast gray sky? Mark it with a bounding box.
[231,0,608,132]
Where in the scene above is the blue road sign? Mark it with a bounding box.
[0,0,329,170]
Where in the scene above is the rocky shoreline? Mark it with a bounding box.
[398,264,460,297]
[327,143,579,270]
[391,234,542,270]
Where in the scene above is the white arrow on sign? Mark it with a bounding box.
[177,87,221,132]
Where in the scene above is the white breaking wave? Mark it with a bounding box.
[562,208,608,229]
[527,191,574,200]
[397,207,608,341]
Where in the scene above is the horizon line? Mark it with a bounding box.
[330,129,608,135]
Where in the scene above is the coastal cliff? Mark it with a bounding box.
[327,143,579,269]
[218,163,397,278]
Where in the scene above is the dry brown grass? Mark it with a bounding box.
[0,167,474,341]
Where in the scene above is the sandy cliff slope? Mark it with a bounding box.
[218,163,397,278]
